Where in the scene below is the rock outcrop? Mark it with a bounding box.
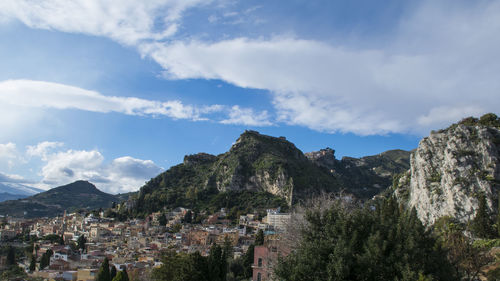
[306,148,411,199]
[395,114,500,225]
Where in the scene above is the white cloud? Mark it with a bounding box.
[220,106,272,126]
[0,79,272,126]
[138,1,500,135]
[0,142,25,169]
[28,144,163,193]
[0,143,17,159]
[26,141,64,160]
[2,0,499,135]
[0,0,208,45]
[0,79,221,121]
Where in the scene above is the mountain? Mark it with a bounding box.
[394,113,500,225]
[125,130,410,217]
[0,180,118,218]
[0,182,45,202]
[306,148,411,198]
[127,131,342,216]
[0,181,44,199]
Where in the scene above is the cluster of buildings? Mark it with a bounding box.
[0,207,291,281]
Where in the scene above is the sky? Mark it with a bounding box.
[0,0,499,194]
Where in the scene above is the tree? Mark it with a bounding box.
[275,197,457,281]
[59,234,65,245]
[29,255,36,272]
[434,216,492,281]
[255,229,264,246]
[110,265,117,280]
[96,257,111,281]
[112,270,129,281]
[497,195,500,237]
[208,244,225,281]
[77,235,87,253]
[6,246,16,266]
[40,249,53,269]
[242,244,254,278]
[158,214,167,226]
[470,193,495,238]
[184,210,192,224]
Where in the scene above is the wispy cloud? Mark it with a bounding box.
[0,79,272,126]
[0,0,209,45]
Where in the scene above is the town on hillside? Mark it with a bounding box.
[0,206,291,281]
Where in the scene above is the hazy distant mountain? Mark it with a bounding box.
[0,182,45,202]
[0,180,118,218]
[0,182,44,196]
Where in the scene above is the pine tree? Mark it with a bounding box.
[275,197,457,281]
[96,257,111,281]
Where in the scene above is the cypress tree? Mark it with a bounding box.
[243,244,255,278]
[471,193,495,238]
[96,257,111,281]
[112,270,129,281]
[255,229,264,246]
[208,244,225,281]
[110,265,117,280]
[6,246,16,266]
[29,255,36,271]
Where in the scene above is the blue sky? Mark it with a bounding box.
[0,0,499,193]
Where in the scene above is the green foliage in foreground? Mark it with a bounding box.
[275,197,457,281]
[152,243,254,281]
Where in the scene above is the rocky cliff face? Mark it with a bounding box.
[306,148,411,199]
[395,115,500,225]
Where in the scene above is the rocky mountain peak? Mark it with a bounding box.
[394,114,500,225]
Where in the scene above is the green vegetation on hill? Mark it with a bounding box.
[441,113,500,132]
[127,131,340,218]
[0,181,117,218]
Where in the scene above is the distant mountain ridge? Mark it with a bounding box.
[0,182,45,202]
[0,180,118,218]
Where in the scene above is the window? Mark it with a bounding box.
[258,258,263,267]
[257,272,261,281]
